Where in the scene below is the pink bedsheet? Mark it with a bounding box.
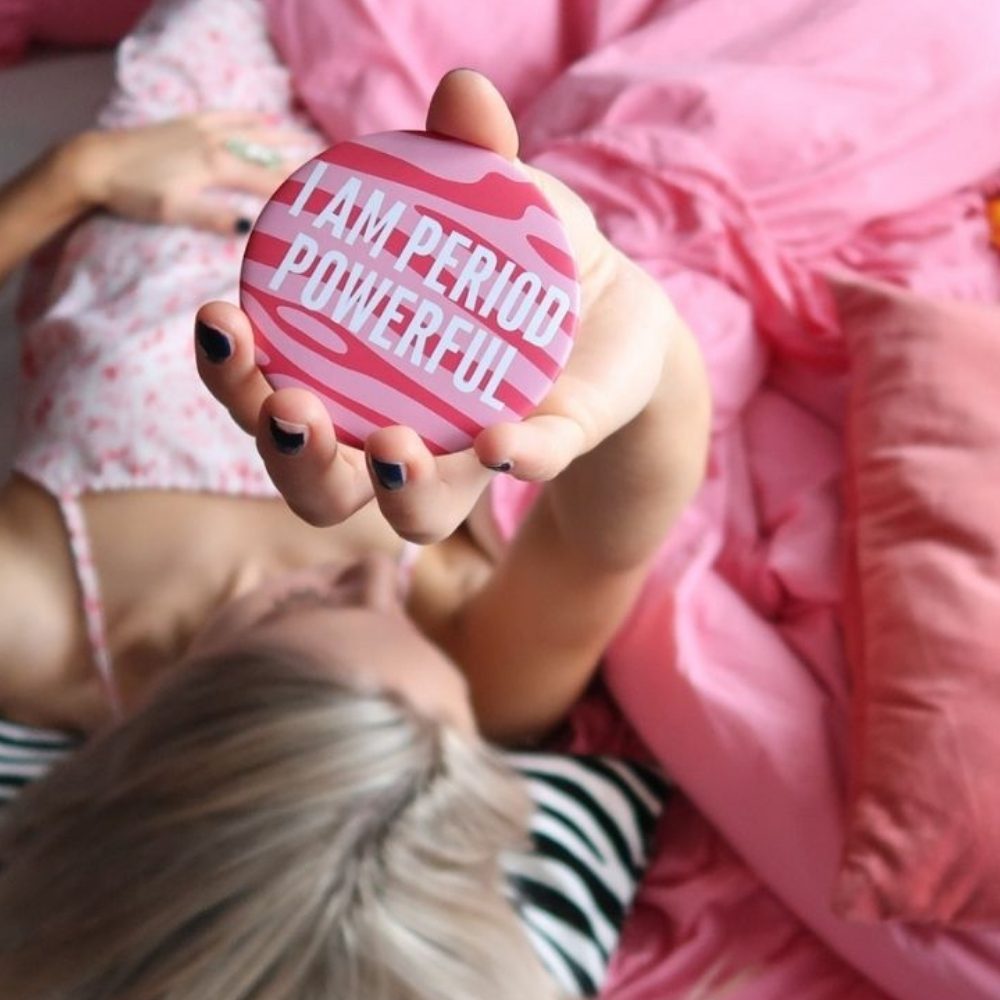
[264,2,1000,997]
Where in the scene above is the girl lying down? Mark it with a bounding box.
[0,70,710,998]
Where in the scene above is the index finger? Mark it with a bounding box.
[194,301,272,434]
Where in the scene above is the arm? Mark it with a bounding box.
[196,236,710,744]
[0,141,88,288]
[194,69,712,742]
[0,114,315,289]
[433,283,710,742]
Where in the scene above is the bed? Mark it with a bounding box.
[2,2,1000,998]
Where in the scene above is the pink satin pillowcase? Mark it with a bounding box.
[835,276,1000,925]
[0,0,150,66]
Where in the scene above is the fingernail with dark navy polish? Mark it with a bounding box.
[270,417,308,455]
[486,460,513,473]
[234,216,253,235]
[371,458,406,491]
[195,320,232,363]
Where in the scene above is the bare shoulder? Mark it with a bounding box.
[0,476,94,726]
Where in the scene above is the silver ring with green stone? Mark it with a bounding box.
[224,138,282,168]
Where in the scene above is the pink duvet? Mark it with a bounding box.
[264,2,1000,997]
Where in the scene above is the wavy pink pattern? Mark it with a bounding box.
[322,139,554,221]
[240,131,578,451]
[242,258,538,417]
[249,175,574,386]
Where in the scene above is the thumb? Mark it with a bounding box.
[473,410,590,483]
[425,69,519,161]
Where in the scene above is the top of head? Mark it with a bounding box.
[239,130,580,455]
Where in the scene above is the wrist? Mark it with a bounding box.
[546,320,710,570]
[51,131,114,212]
[0,130,110,287]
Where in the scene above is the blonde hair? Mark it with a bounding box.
[0,648,561,999]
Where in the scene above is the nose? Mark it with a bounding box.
[353,551,403,612]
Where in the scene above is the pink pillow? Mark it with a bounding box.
[835,275,1000,925]
[0,0,151,66]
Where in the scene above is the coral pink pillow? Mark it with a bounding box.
[0,0,151,66]
[835,275,1000,925]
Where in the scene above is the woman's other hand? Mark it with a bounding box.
[0,112,316,287]
[65,112,317,234]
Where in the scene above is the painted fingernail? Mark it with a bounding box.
[371,458,406,491]
[195,320,232,363]
[234,217,253,235]
[485,460,513,473]
[270,416,308,455]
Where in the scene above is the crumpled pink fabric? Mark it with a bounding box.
[264,2,1000,997]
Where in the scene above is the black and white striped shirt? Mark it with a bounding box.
[0,719,667,997]
[0,718,78,800]
[503,752,668,995]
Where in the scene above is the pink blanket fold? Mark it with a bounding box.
[265,2,1000,997]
